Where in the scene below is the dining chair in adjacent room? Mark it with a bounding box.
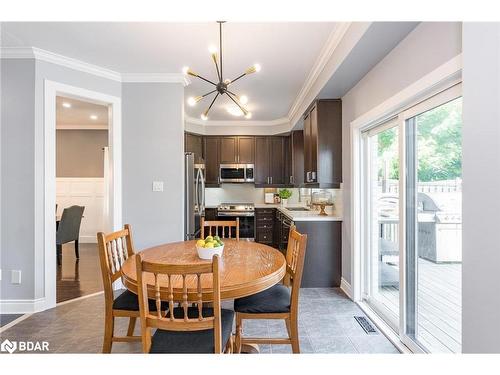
[135,254,235,354]
[200,217,240,240]
[234,225,308,353]
[97,224,168,353]
[56,205,85,265]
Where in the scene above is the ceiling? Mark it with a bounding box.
[2,22,336,121]
[56,96,108,127]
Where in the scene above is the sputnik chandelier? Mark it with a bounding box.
[182,21,261,121]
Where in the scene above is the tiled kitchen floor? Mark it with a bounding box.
[0,288,399,354]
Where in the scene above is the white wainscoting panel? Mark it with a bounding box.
[56,177,106,243]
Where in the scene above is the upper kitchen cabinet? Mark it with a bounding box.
[203,136,220,187]
[219,136,255,164]
[185,132,203,161]
[303,99,342,187]
[290,130,304,186]
[254,136,286,187]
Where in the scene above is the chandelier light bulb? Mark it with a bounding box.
[224,79,232,85]
[239,95,249,105]
[208,45,218,55]
[245,112,252,119]
[201,112,209,121]
[254,63,261,73]
[182,66,189,75]
[187,96,202,106]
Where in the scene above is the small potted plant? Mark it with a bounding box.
[279,188,292,206]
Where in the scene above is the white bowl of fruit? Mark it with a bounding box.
[196,236,225,260]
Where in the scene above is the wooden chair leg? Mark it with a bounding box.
[103,312,114,353]
[74,240,80,259]
[285,318,291,338]
[127,316,137,337]
[56,244,62,266]
[290,316,300,354]
[235,313,243,354]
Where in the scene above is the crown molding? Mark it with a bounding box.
[1,47,189,85]
[185,115,289,127]
[121,73,190,86]
[287,22,351,124]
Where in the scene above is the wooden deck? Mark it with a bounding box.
[379,258,461,353]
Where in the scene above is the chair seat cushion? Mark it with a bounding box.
[234,284,291,314]
[113,290,168,311]
[150,307,235,353]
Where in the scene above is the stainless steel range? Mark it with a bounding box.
[217,203,255,239]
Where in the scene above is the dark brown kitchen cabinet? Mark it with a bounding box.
[237,137,255,163]
[185,132,203,160]
[255,208,275,246]
[291,131,304,186]
[219,136,255,164]
[269,137,285,185]
[303,99,342,187]
[219,137,238,164]
[254,137,270,185]
[203,136,220,187]
[254,136,286,186]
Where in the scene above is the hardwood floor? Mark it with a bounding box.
[57,242,103,303]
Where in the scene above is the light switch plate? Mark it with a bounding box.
[152,181,164,192]
[11,270,21,284]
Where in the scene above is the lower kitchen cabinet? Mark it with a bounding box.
[255,208,275,246]
[294,220,342,288]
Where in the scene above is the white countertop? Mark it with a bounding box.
[254,203,343,222]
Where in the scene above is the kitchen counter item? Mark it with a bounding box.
[312,202,334,216]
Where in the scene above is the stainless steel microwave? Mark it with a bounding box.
[219,164,254,183]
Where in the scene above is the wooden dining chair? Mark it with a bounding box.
[200,217,239,240]
[135,254,235,353]
[234,225,307,353]
[97,224,167,353]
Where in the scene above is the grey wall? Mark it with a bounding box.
[1,59,36,300]
[462,22,500,353]
[1,58,121,302]
[341,22,462,284]
[56,129,108,177]
[122,82,184,250]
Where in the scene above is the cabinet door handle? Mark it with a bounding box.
[311,171,316,181]
[270,176,273,184]
[306,171,310,182]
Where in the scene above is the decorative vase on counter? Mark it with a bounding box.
[281,199,288,206]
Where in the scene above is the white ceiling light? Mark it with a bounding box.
[226,105,243,117]
[62,102,72,108]
[90,114,98,120]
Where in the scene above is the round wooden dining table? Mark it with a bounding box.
[121,239,286,301]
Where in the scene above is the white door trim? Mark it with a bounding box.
[42,80,122,312]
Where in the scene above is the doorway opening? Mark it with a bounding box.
[44,80,122,311]
[55,96,109,303]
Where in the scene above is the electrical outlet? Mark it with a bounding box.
[152,181,164,192]
[11,270,21,284]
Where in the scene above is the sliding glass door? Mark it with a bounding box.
[362,119,400,331]
[361,84,462,353]
[403,94,463,353]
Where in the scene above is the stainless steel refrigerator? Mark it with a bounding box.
[184,152,205,240]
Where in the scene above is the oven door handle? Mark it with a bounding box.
[217,212,255,217]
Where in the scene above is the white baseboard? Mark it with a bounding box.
[340,277,353,300]
[0,298,46,314]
